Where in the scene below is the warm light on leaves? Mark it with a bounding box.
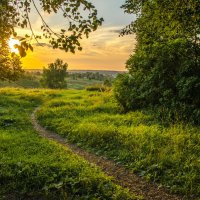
[8,38,20,54]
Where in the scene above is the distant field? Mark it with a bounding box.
[67,78,103,90]
[0,77,103,90]
[0,70,115,89]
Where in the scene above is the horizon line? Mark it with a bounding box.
[24,69,127,72]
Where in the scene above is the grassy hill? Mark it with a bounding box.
[0,88,199,199]
[0,88,138,200]
[37,89,200,199]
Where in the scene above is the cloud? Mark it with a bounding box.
[21,26,136,71]
[18,0,137,71]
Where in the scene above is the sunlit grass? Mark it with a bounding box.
[0,88,138,199]
[37,89,200,198]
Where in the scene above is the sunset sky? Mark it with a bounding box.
[16,0,136,71]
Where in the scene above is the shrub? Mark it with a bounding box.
[41,59,68,89]
[85,84,109,92]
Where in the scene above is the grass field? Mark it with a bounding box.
[0,88,139,199]
[0,87,199,199]
[67,78,103,90]
[36,89,200,199]
[0,73,105,90]
[0,74,41,88]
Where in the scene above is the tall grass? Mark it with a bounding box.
[37,90,200,198]
[0,88,138,199]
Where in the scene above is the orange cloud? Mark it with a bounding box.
[19,27,136,71]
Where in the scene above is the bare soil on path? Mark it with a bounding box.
[31,108,183,200]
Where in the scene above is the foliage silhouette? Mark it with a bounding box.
[0,0,103,80]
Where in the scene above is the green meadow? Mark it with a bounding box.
[36,89,200,198]
[0,88,199,199]
[0,88,138,199]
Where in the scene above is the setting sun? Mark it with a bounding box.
[8,38,20,54]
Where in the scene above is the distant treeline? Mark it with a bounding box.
[0,70,116,89]
[67,72,114,82]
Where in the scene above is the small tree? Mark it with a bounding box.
[0,8,23,81]
[41,59,68,89]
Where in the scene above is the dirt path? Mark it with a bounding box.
[31,108,183,200]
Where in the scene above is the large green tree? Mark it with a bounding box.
[115,0,200,123]
[0,0,103,81]
[0,3,23,81]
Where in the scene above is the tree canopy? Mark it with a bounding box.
[2,0,103,55]
[115,0,200,124]
[0,0,103,81]
[0,4,23,81]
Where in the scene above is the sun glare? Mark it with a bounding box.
[8,38,20,54]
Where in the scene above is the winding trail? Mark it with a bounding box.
[31,108,183,200]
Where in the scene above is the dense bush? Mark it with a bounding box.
[114,39,200,124]
[116,1,200,124]
[113,73,145,111]
[85,84,109,92]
